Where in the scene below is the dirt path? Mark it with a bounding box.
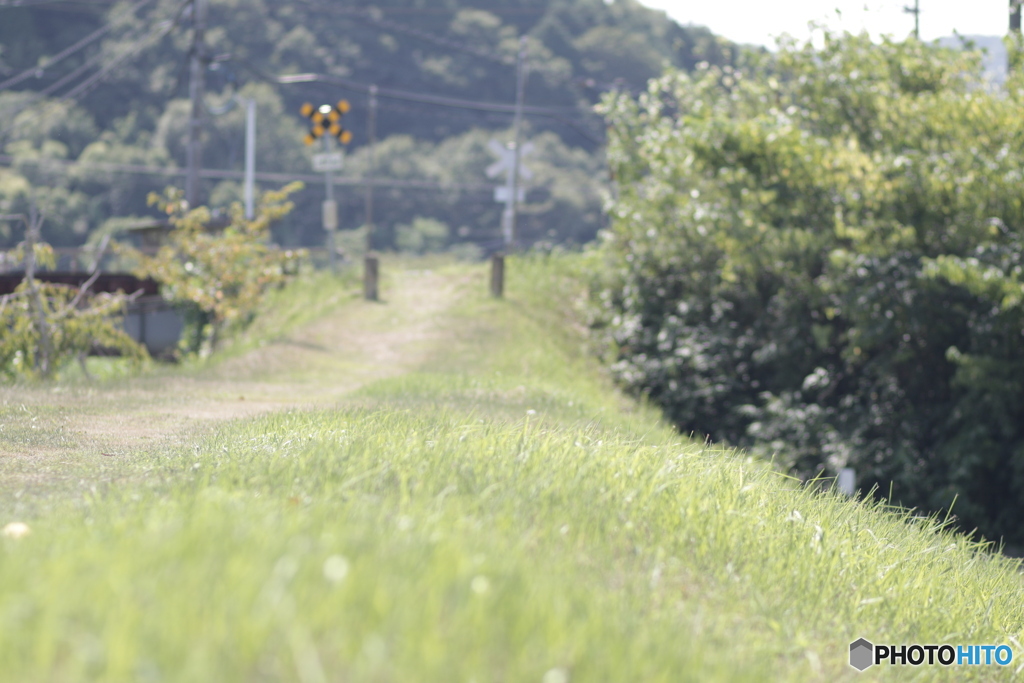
[0,267,468,465]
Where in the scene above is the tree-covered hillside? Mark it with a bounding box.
[0,0,735,251]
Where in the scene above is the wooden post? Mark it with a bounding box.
[364,255,379,301]
[490,254,504,298]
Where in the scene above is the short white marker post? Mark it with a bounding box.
[838,468,856,496]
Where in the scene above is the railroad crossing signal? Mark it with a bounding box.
[486,138,533,245]
[486,138,534,182]
[300,100,352,146]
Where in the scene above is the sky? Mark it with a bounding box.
[639,0,1009,48]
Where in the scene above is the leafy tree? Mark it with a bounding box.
[596,32,1024,544]
[1,209,146,380]
[123,183,305,356]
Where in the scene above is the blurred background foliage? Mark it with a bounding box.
[0,0,736,252]
[595,31,1024,545]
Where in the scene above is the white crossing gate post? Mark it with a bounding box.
[486,138,533,247]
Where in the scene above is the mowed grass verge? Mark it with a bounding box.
[1,257,1023,682]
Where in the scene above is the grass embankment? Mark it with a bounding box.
[1,256,1022,682]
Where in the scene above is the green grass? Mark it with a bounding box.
[1,257,1023,681]
[211,267,363,360]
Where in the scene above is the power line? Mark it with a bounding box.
[258,0,590,114]
[340,7,545,15]
[7,13,153,105]
[0,0,109,7]
[0,23,111,90]
[60,1,187,103]
[276,71,583,115]
[0,47,126,137]
[0,153,506,192]
[0,0,189,141]
[0,0,542,10]
[21,52,105,101]
[269,71,604,144]
[280,0,582,90]
[0,0,152,93]
[307,72,605,146]
[233,56,600,121]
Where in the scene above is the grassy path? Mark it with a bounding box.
[2,257,1023,682]
[0,265,466,504]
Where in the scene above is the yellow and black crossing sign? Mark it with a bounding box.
[300,100,352,146]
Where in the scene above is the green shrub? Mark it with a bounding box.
[595,32,1024,544]
[395,216,450,254]
[123,184,306,356]
[1,212,146,380]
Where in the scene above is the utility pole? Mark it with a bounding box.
[508,35,528,248]
[903,0,920,40]
[1011,0,1021,75]
[185,0,207,208]
[243,98,256,220]
[365,85,377,254]
[321,130,338,271]
[363,85,378,301]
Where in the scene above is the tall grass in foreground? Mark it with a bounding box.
[0,256,1022,682]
